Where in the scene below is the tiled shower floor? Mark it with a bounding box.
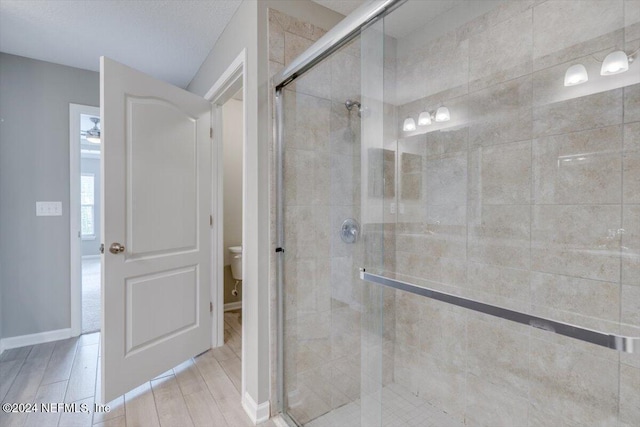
[304,383,464,427]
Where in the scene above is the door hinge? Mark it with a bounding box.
[209,214,213,227]
[210,302,213,313]
[210,128,213,139]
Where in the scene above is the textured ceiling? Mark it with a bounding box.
[0,0,242,88]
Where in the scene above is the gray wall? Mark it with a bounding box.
[0,53,99,339]
[0,260,2,340]
[81,157,101,256]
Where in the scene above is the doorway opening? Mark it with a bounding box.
[205,49,249,412]
[70,104,101,336]
[80,117,101,333]
[221,88,243,359]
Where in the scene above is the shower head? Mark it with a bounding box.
[345,99,362,117]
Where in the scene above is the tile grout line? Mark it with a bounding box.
[32,342,56,391]
[91,355,98,426]
[193,356,236,427]
[148,379,163,427]
[0,350,30,404]
[88,338,101,427]
[171,360,197,427]
[60,338,80,404]
[176,357,201,426]
[58,338,80,427]
[24,343,56,427]
[122,390,127,427]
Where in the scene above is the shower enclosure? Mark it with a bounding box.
[273,1,640,426]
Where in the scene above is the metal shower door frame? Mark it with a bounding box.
[272,1,405,417]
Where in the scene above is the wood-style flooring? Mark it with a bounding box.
[0,310,272,427]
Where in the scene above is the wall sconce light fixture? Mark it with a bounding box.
[403,105,451,132]
[564,64,589,86]
[403,117,416,132]
[564,48,638,86]
[435,106,451,122]
[600,50,631,75]
[418,111,432,126]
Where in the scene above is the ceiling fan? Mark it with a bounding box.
[81,117,101,144]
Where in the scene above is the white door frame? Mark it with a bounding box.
[68,52,247,396]
[69,103,100,337]
[204,50,246,358]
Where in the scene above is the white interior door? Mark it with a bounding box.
[100,57,212,403]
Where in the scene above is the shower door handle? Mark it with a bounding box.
[360,269,640,353]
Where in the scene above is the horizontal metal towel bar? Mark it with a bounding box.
[360,269,639,353]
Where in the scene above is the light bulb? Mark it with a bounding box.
[418,111,432,126]
[435,106,450,122]
[601,50,629,75]
[564,64,588,86]
[403,117,416,132]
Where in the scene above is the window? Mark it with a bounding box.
[81,174,95,238]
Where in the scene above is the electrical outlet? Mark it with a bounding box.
[36,201,62,216]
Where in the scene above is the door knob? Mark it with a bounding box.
[109,243,125,254]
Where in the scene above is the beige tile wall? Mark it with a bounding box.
[391,1,640,426]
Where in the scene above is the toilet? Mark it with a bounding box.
[228,246,242,281]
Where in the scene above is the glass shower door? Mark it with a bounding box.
[279,16,389,425]
[278,1,640,426]
[368,1,640,426]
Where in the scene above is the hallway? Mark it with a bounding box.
[81,258,100,334]
[0,311,268,427]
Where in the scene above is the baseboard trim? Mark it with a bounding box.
[0,328,72,352]
[224,301,242,312]
[242,392,270,425]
